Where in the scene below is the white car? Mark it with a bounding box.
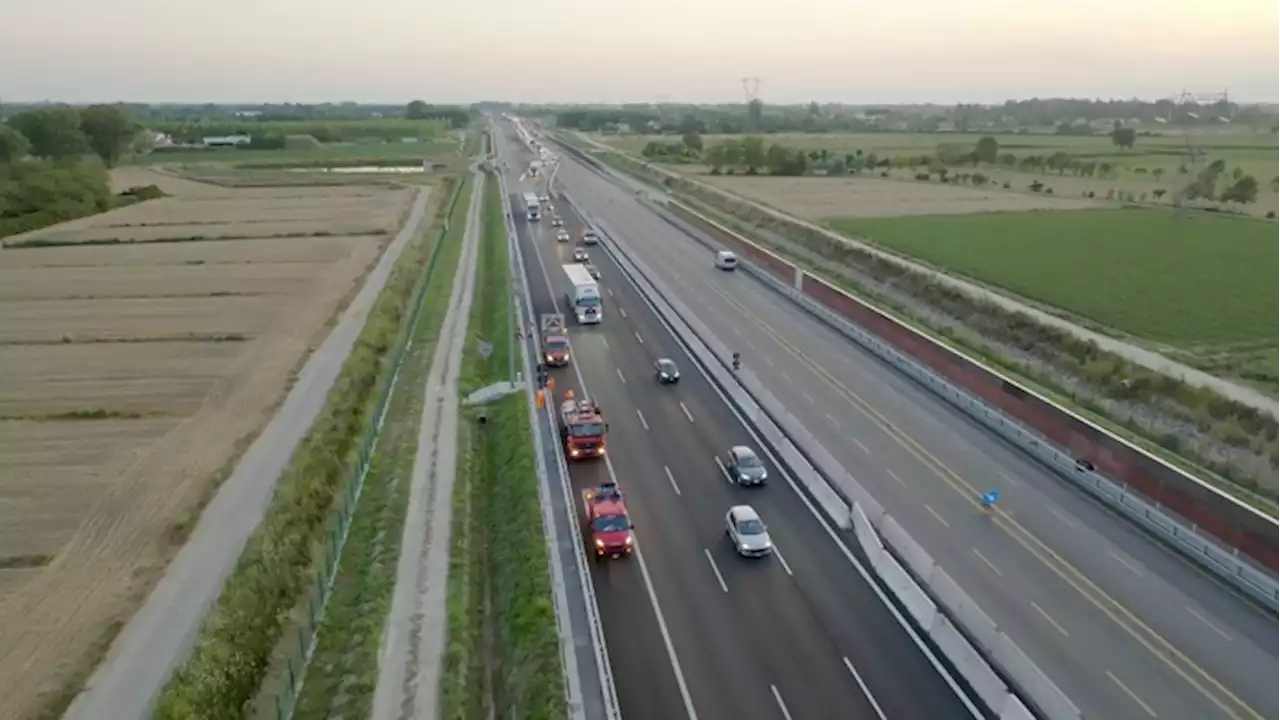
[556,230,571,243]
[572,247,589,262]
[715,250,739,271]
[726,505,773,558]
[552,216,564,227]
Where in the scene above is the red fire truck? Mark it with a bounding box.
[582,481,634,560]
[559,390,607,460]
[540,313,570,367]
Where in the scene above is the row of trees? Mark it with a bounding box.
[0,105,141,238]
[554,98,1280,137]
[1,105,140,166]
[667,134,1267,207]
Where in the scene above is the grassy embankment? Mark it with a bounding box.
[270,174,475,719]
[438,166,567,719]
[568,137,1278,508]
[150,171,467,719]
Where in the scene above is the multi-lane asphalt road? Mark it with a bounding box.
[497,128,980,720]
[543,141,1279,720]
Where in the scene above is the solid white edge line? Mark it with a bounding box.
[773,545,794,576]
[665,465,682,496]
[770,684,794,720]
[498,148,614,718]
[585,202,986,720]
[704,548,729,593]
[520,171,699,719]
[551,218,698,715]
[679,401,696,424]
[636,408,650,431]
[843,656,890,720]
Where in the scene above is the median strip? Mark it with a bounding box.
[438,166,567,718]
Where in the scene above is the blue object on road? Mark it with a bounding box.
[980,489,1000,507]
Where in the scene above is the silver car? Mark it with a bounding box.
[556,229,571,243]
[572,247,589,262]
[726,445,768,486]
[726,505,773,557]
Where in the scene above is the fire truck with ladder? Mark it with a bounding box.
[540,313,570,367]
[559,389,607,460]
[582,480,634,560]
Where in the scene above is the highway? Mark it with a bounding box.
[496,127,980,720]
[547,147,1280,720]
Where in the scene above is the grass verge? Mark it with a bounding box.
[151,175,461,719]
[572,139,1278,506]
[439,169,567,718]
[279,174,475,720]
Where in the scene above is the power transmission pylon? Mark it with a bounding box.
[741,77,763,131]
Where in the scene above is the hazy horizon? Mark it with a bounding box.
[2,0,1276,106]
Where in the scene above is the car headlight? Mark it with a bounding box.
[760,470,768,479]
[624,536,633,545]
[740,473,749,481]
[740,543,749,551]
[595,539,605,548]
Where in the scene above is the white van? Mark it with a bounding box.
[714,250,739,271]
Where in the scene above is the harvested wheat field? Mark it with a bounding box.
[703,175,1099,219]
[0,168,431,719]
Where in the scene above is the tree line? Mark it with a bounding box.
[0,104,147,239]
[555,98,1280,137]
[639,133,1265,207]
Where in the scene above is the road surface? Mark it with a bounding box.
[549,149,1280,720]
[573,133,1277,418]
[499,128,981,720]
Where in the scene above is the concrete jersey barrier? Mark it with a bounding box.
[567,191,1065,720]
[554,135,1278,579]
[649,197,1278,610]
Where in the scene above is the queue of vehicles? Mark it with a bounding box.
[520,166,773,563]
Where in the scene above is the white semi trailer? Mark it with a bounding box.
[562,263,602,324]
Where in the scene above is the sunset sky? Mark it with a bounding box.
[2,0,1276,104]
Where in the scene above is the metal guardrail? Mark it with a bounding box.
[272,185,456,720]
[650,196,1280,612]
[569,193,1060,720]
[496,150,623,720]
[549,135,1278,611]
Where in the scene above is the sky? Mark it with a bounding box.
[1,0,1276,105]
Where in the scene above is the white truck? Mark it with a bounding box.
[562,263,602,324]
[523,192,541,221]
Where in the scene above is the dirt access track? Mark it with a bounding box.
[0,168,426,718]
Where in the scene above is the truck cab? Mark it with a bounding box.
[560,393,607,459]
[583,482,634,560]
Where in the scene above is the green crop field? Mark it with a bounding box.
[824,208,1278,351]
